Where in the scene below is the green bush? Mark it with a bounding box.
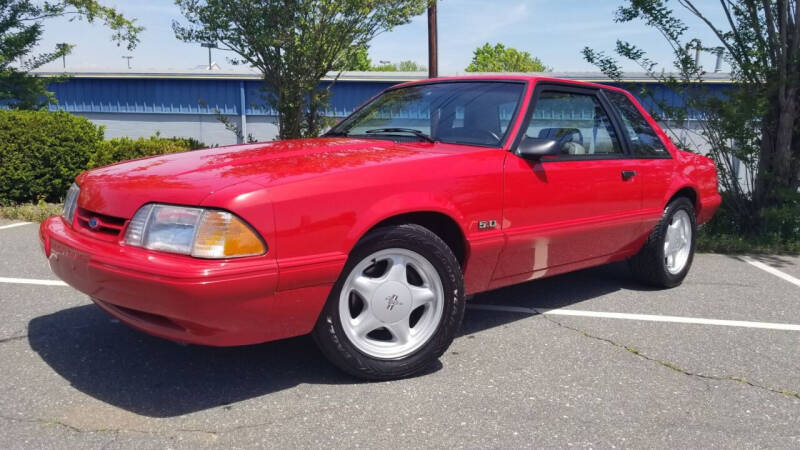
[0,110,104,204]
[88,135,206,169]
[698,191,800,254]
[0,109,207,204]
[0,200,63,222]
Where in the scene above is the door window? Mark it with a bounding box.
[605,90,669,156]
[526,91,622,157]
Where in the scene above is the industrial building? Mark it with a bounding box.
[38,69,733,147]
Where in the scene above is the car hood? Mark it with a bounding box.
[76,138,441,218]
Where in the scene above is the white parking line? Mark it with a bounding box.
[0,222,32,230]
[0,277,67,287]
[741,256,800,288]
[467,304,800,331]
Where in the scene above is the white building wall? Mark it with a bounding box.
[76,113,281,147]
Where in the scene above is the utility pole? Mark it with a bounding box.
[694,41,702,66]
[201,42,217,70]
[427,0,438,78]
[57,43,69,70]
[122,55,133,69]
[714,47,724,73]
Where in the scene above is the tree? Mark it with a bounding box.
[370,59,426,71]
[332,47,426,72]
[174,0,428,139]
[396,60,426,71]
[334,45,372,71]
[0,0,142,109]
[583,0,799,214]
[465,43,549,73]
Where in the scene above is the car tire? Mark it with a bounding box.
[628,197,697,288]
[312,224,465,380]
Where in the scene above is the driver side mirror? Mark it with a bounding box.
[515,136,562,159]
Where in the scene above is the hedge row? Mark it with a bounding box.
[88,135,206,169]
[0,110,205,204]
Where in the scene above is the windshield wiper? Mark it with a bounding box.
[324,130,348,137]
[364,128,435,143]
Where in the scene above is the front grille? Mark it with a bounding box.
[75,207,127,239]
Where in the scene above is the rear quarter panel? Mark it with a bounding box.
[670,150,721,224]
[617,88,721,225]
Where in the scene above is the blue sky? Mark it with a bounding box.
[34,0,730,73]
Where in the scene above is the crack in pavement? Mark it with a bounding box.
[0,414,215,439]
[1,403,341,438]
[0,413,151,435]
[542,315,800,401]
[176,403,345,436]
[0,333,27,344]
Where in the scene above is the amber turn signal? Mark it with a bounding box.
[193,210,265,258]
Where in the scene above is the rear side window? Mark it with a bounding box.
[605,90,669,156]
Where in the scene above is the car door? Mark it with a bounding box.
[492,84,644,283]
[603,88,676,234]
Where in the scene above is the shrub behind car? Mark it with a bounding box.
[0,110,206,205]
[0,110,103,204]
[88,135,206,169]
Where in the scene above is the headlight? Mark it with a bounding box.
[62,183,80,225]
[123,204,266,258]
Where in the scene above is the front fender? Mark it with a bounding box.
[343,191,469,253]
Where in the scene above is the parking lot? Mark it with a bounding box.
[1,218,799,449]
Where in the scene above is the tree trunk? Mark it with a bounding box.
[277,89,304,140]
[755,120,775,206]
[794,121,800,191]
[772,88,797,189]
[755,87,798,207]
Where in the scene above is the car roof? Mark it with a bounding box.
[393,75,630,95]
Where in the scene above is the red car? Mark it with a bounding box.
[41,76,720,380]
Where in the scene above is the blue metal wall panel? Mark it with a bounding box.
[322,81,394,117]
[47,77,397,117]
[43,76,730,120]
[48,78,242,115]
[240,80,394,117]
[612,82,728,121]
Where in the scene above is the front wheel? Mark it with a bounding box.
[312,224,465,380]
[629,197,697,288]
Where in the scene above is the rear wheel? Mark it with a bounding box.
[312,224,465,380]
[629,197,696,288]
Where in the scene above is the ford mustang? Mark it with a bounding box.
[40,76,721,380]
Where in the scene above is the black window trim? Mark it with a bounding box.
[509,82,634,162]
[598,88,673,160]
[328,79,530,150]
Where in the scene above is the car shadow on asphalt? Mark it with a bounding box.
[27,306,361,418]
[27,261,647,418]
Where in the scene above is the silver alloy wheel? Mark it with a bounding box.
[664,209,692,274]
[338,248,445,360]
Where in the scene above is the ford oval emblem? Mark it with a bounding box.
[88,217,100,229]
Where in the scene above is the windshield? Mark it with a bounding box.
[328,81,526,147]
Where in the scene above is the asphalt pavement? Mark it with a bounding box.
[1,221,798,449]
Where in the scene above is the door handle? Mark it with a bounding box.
[621,170,637,181]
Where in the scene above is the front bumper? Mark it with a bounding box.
[40,216,328,346]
